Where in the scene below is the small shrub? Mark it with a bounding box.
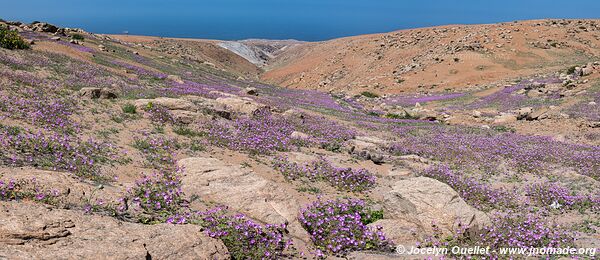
[122,103,137,114]
[453,57,460,62]
[299,198,394,256]
[71,33,85,41]
[173,126,204,137]
[273,156,376,192]
[566,65,578,75]
[196,207,294,259]
[360,91,379,98]
[384,112,418,120]
[0,25,29,50]
[132,134,179,169]
[127,171,185,223]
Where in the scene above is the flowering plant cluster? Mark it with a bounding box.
[273,157,376,192]
[144,103,175,125]
[298,198,394,257]
[0,177,60,204]
[116,170,296,258]
[420,164,517,210]
[422,210,575,257]
[389,124,600,179]
[0,85,77,133]
[194,206,294,259]
[132,134,179,169]
[525,182,599,212]
[125,170,186,223]
[293,115,356,151]
[0,125,119,179]
[206,109,297,154]
[479,211,575,250]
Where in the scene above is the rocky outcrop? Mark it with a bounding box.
[0,201,229,259]
[214,97,269,115]
[178,157,309,241]
[347,136,387,164]
[135,97,196,111]
[382,177,490,238]
[78,88,117,99]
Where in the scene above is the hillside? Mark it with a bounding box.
[262,19,600,94]
[0,19,599,259]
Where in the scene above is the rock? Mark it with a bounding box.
[348,136,386,164]
[171,110,202,125]
[183,96,232,120]
[50,37,61,41]
[368,219,422,245]
[527,107,551,120]
[78,88,117,99]
[78,87,102,99]
[588,121,600,128]
[135,97,196,111]
[245,87,258,96]
[30,22,58,33]
[99,88,117,99]
[166,74,184,84]
[290,131,310,140]
[472,110,482,118]
[282,109,304,119]
[581,67,593,76]
[178,158,308,241]
[516,107,533,120]
[382,177,490,237]
[414,109,439,121]
[214,97,269,116]
[589,101,597,106]
[0,201,229,259]
[493,114,517,124]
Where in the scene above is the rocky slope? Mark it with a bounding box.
[262,19,600,94]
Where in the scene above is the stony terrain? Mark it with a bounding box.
[0,19,599,259]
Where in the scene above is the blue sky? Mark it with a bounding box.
[2,0,599,41]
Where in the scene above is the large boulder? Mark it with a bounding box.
[347,136,387,164]
[0,201,229,259]
[134,97,196,111]
[382,177,490,237]
[78,87,101,99]
[214,97,269,115]
[30,22,59,33]
[178,157,308,242]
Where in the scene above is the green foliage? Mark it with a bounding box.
[0,25,29,50]
[360,209,384,225]
[384,112,418,120]
[566,65,578,75]
[173,126,205,137]
[71,33,85,41]
[121,103,137,114]
[360,91,380,98]
[492,125,516,133]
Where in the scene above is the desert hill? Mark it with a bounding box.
[112,19,600,96]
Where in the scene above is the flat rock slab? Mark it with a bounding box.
[382,177,490,237]
[0,201,229,259]
[178,157,309,241]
